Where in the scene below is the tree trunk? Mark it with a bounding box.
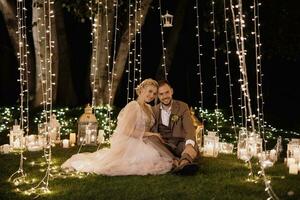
[156,0,188,80]
[32,0,59,107]
[91,0,114,106]
[54,1,77,106]
[110,0,153,104]
[0,0,35,105]
[0,1,18,54]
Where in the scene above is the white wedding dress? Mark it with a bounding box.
[61,101,173,176]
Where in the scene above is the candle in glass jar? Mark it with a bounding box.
[62,139,69,148]
[69,133,76,146]
[289,163,298,175]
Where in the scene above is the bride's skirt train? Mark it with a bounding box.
[61,134,173,176]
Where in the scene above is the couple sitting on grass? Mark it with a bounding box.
[62,79,199,176]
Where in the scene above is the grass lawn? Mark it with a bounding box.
[0,146,299,200]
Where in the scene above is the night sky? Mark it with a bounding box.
[0,0,300,132]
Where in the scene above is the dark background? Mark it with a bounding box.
[1,0,300,132]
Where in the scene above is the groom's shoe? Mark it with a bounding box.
[172,159,198,176]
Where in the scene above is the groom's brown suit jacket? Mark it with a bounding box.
[151,100,196,142]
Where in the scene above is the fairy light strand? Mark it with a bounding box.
[126,0,133,103]
[109,0,119,104]
[223,0,238,137]
[210,0,219,133]
[90,0,102,108]
[255,0,267,150]
[28,0,55,195]
[138,0,143,84]
[9,0,29,185]
[230,1,279,199]
[132,0,138,99]
[194,0,204,121]
[158,0,168,79]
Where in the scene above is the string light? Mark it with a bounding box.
[23,0,56,196]
[210,0,220,133]
[252,0,266,149]
[90,0,102,108]
[230,0,255,132]
[126,0,133,103]
[9,0,30,186]
[194,0,204,122]
[132,0,138,99]
[103,0,119,150]
[138,0,143,84]
[223,0,238,138]
[230,1,279,199]
[158,0,168,79]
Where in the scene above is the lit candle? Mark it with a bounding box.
[2,144,10,154]
[98,130,104,144]
[204,143,214,157]
[293,148,300,162]
[62,139,69,148]
[239,148,249,161]
[69,133,76,146]
[289,163,298,175]
[85,130,91,144]
[287,158,296,167]
[270,149,277,161]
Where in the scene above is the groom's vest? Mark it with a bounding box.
[158,120,172,139]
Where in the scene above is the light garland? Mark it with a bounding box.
[230,1,279,199]
[8,0,30,187]
[210,0,220,133]
[126,0,133,103]
[223,0,238,137]
[132,0,138,99]
[158,0,168,79]
[90,0,102,108]
[194,0,204,121]
[138,0,143,84]
[230,0,255,131]
[24,0,56,196]
[252,0,266,150]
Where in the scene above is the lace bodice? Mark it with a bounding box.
[142,108,154,132]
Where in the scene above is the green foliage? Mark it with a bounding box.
[0,106,119,144]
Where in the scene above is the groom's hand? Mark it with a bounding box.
[182,144,197,160]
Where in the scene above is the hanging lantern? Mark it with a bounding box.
[162,10,173,27]
[203,131,219,157]
[9,121,25,150]
[77,104,98,146]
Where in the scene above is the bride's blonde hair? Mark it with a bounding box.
[135,78,158,96]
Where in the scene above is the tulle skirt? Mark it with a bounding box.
[61,134,173,176]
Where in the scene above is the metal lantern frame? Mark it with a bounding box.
[77,105,98,146]
[162,10,174,27]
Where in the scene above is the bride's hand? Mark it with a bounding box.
[144,132,165,143]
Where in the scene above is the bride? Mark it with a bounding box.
[61,79,175,176]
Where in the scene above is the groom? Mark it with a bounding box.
[151,80,199,175]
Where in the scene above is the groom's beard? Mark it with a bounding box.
[161,99,172,107]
